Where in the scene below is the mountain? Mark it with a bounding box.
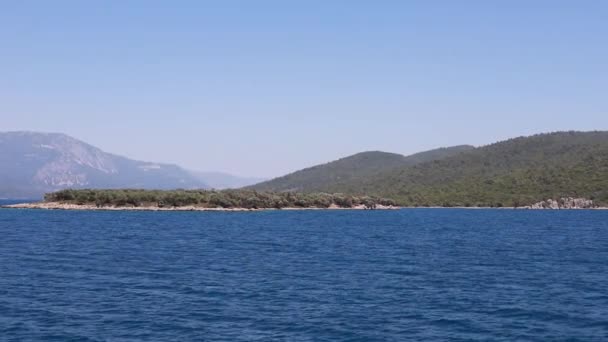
[0,132,207,198]
[249,145,475,192]
[190,171,266,189]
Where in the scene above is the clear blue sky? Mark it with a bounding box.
[2,1,607,177]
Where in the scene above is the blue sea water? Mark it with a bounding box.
[1,204,607,341]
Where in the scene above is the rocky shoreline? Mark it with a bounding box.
[2,202,402,211]
[3,198,606,211]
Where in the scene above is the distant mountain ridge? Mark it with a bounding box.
[0,131,207,198]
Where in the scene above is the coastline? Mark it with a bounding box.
[1,202,402,211]
[3,202,606,211]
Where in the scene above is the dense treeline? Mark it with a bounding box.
[44,189,397,209]
[249,131,608,207]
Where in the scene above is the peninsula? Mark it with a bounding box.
[4,189,400,211]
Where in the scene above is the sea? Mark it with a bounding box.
[1,201,607,341]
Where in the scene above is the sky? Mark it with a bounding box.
[1,1,607,178]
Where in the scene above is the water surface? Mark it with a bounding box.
[1,207,607,341]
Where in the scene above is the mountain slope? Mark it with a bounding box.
[0,132,207,198]
[249,145,474,192]
[346,131,608,206]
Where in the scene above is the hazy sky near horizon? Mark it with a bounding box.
[2,1,607,177]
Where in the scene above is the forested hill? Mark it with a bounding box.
[249,145,474,192]
[249,131,608,207]
[332,131,608,207]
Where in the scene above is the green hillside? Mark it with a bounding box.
[251,131,608,207]
[342,131,608,207]
[249,146,474,192]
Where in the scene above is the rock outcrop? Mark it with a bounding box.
[525,197,596,209]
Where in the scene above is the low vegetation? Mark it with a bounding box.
[44,189,398,209]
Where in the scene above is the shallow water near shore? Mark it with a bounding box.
[1,206,607,341]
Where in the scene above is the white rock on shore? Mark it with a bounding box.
[525,197,596,209]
